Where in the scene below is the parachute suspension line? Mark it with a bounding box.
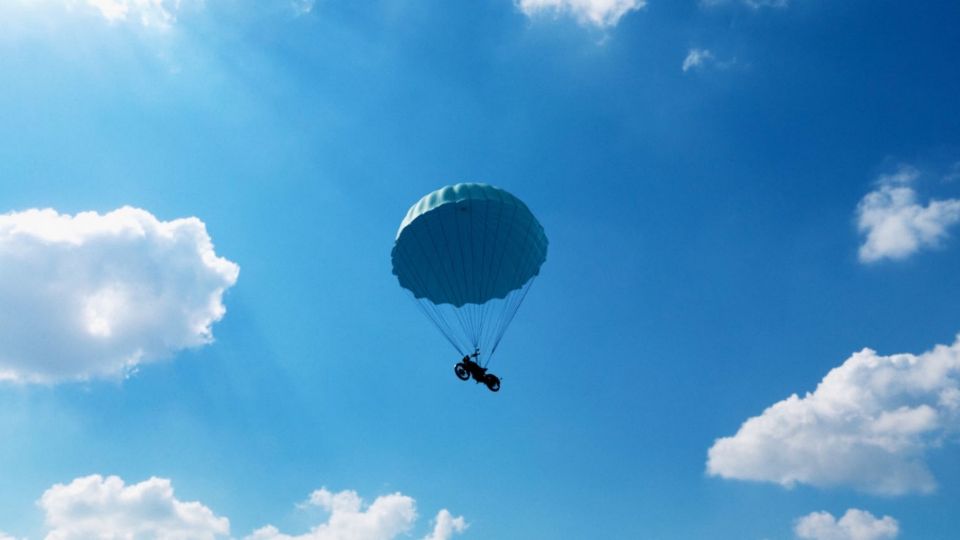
[415,298,465,354]
[406,222,469,355]
[415,220,460,321]
[486,217,525,356]
[405,274,463,353]
[468,201,489,352]
[464,203,479,348]
[476,200,515,366]
[427,211,475,347]
[470,306,482,351]
[488,209,540,359]
[466,201,490,352]
[479,296,496,360]
[395,243,466,354]
[431,209,478,351]
[490,279,534,358]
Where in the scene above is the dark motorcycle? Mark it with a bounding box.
[454,354,500,392]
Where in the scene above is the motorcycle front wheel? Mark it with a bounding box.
[454,363,470,381]
[484,374,501,392]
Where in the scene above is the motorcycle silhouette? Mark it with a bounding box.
[454,351,500,392]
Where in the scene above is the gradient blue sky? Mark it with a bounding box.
[1,1,959,539]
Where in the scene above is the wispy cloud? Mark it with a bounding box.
[944,161,960,183]
[292,0,315,16]
[0,207,239,384]
[856,165,960,263]
[83,0,186,29]
[682,48,739,73]
[39,475,230,539]
[707,335,960,495]
[795,509,899,540]
[682,48,715,72]
[516,0,646,28]
[701,0,789,9]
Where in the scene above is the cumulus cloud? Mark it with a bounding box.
[682,48,714,72]
[245,487,467,540]
[29,478,463,540]
[423,510,468,540]
[707,336,960,495]
[795,509,899,540]
[516,0,645,28]
[857,165,960,263]
[0,207,239,384]
[39,475,230,540]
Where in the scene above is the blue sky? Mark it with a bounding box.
[1,1,959,539]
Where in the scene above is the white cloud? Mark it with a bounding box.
[0,207,239,384]
[516,0,645,28]
[245,487,467,540]
[682,48,714,72]
[82,0,184,28]
[39,475,230,540]
[795,509,898,540]
[707,336,960,495]
[32,478,464,540]
[4,1,189,30]
[857,165,960,263]
[292,0,315,15]
[423,510,468,540]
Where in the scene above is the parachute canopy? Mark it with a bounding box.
[391,183,547,359]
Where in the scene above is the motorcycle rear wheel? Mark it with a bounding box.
[484,374,501,392]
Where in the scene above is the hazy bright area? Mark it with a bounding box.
[1,1,959,539]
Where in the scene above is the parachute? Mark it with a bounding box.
[391,183,548,363]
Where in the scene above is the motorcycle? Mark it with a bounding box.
[454,353,500,392]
